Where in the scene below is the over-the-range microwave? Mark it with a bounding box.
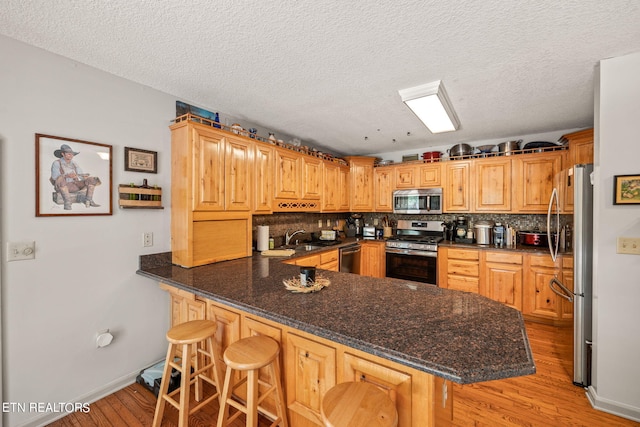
[392,188,443,214]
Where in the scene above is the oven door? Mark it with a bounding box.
[385,248,438,285]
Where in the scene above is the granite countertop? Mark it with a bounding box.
[137,250,535,385]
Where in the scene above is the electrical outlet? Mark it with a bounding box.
[318,220,322,228]
[326,219,331,227]
[143,232,153,247]
[6,241,36,261]
[617,237,640,255]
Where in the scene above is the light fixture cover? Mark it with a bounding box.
[399,81,460,133]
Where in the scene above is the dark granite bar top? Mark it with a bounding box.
[137,251,535,385]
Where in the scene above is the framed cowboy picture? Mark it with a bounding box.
[36,134,113,216]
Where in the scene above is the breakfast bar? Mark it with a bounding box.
[138,251,535,426]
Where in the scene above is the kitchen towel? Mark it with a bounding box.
[257,225,270,251]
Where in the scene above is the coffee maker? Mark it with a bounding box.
[348,214,363,236]
[454,216,473,243]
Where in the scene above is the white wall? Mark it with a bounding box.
[588,52,640,420]
[0,36,173,426]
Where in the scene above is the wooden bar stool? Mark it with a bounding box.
[152,319,221,427]
[321,382,398,427]
[217,335,288,427]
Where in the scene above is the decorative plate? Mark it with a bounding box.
[283,275,331,293]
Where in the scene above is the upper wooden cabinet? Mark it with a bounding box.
[345,156,376,212]
[512,152,562,213]
[302,156,323,200]
[443,160,472,212]
[374,167,394,212]
[322,162,350,212]
[274,147,302,200]
[418,163,442,187]
[395,164,419,189]
[254,142,275,213]
[562,128,594,166]
[474,157,512,212]
[224,136,254,211]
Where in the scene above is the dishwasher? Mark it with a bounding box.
[339,243,361,274]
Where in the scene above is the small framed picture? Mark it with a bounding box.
[124,147,157,173]
[36,134,113,216]
[613,174,640,205]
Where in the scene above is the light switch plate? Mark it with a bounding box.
[7,241,36,261]
[617,237,640,255]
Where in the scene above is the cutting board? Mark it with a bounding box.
[261,249,296,257]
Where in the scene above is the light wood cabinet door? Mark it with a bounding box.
[438,247,480,293]
[484,261,523,310]
[192,127,225,211]
[342,352,412,427]
[443,161,472,212]
[165,286,206,327]
[345,156,375,212]
[207,301,241,379]
[513,152,562,213]
[522,255,563,321]
[395,164,418,189]
[374,167,394,212]
[302,156,323,200]
[338,165,351,211]
[254,143,274,213]
[359,241,386,278]
[474,157,512,212]
[322,162,340,211]
[286,333,336,425]
[418,163,442,187]
[225,136,253,211]
[275,147,302,199]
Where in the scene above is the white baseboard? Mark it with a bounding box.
[16,361,162,427]
[587,385,640,423]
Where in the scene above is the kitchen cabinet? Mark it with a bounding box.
[254,142,275,213]
[322,162,350,212]
[160,283,205,327]
[443,160,472,212]
[395,164,419,189]
[522,254,568,322]
[438,247,480,293]
[482,251,523,311]
[512,152,562,213]
[345,156,376,212]
[418,163,442,187]
[286,333,337,425]
[302,156,323,200]
[206,300,241,380]
[341,352,413,427]
[474,157,512,212]
[561,128,593,213]
[274,147,302,200]
[284,248,339,272]
[170,121,252,267]
[374,167,394,212]
[359,240,386,278]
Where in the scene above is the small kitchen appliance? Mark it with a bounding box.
[393,188,443,214]
[453,216,473,243]
[474,220,494,245]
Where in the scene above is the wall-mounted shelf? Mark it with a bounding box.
[118,184,163,209]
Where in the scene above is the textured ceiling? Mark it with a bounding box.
[2,0,640,155]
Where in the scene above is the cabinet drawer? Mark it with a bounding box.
[447,248,479,261]
[447,260,479,277]
[319,260,339,272]
[447,275,479,293]
[529,255,558,268]
[320,249,339,264]
[562,256,573,269]
[485,251,523,265]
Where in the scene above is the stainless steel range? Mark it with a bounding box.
[385,220,444,285]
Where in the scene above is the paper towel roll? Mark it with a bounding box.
[257,225,270,251]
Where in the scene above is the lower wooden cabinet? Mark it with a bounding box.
[283,248,339,272]
[482,251,523,311]
[159,283,451,427]
[438,249,572,324]
[359,240,386,278]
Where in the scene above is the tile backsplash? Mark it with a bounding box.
[253,212,571,247]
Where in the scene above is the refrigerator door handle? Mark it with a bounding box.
[549,277,574,302]
[546,188,560,262]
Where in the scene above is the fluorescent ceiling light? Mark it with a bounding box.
[399,81,460,133]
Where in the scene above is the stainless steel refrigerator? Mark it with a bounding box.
[547,163,593,387]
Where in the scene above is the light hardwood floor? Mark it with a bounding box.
[47,322,638,427]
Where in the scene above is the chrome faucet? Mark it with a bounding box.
[285,229,306,246]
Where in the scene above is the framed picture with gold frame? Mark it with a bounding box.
[613,174,640,205]
[36,134,113,216]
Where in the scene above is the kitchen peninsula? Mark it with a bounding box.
[138,249,535,427]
